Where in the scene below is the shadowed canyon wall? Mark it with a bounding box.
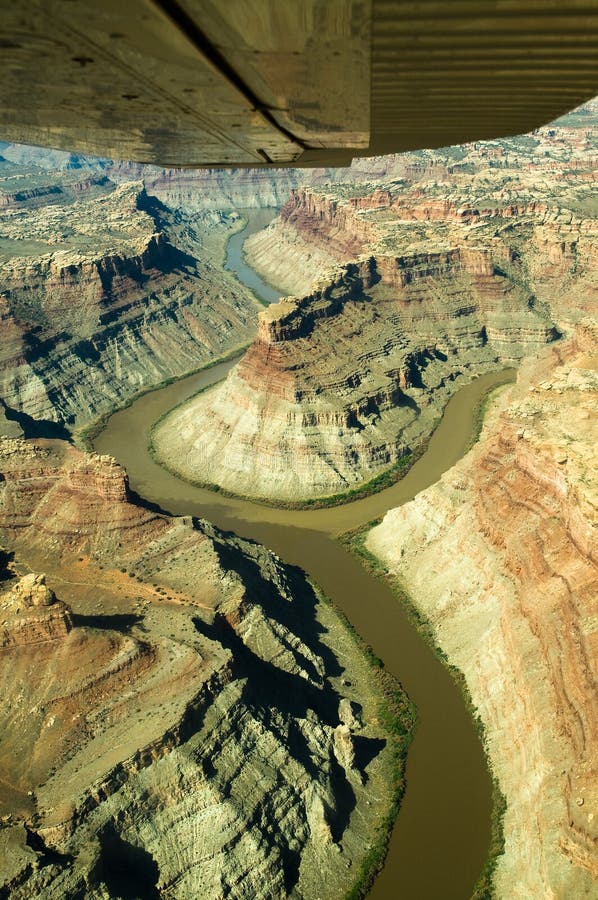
[0,156,305,431]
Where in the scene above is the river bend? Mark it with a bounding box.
[94,214,515,898]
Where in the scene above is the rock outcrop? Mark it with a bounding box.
[243,185,374,295]
[153,245,557,501]
[0,438,404,898]
[0,573,72,647]
[0,401,23,439]
[247,107,598,314]
[0,171,261,428]
[366,324,598,899]
[243,187,379,296]
[159,107,596,501]
[118,164,306,213]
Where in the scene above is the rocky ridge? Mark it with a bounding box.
[0,438,403,898]
[366,323,597,899]
[247,108,597,312]
[154,243,559,501]
[159,107,597,501]
[0,166,273,431]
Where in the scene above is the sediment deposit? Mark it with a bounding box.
[367,324,598,898]
[0,437,404,898]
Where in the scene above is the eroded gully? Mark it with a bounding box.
[94,212,514,899]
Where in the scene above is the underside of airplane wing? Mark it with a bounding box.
[1,0,597,166]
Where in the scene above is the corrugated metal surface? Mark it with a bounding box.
[0,0,596,166]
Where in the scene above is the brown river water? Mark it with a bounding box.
[94,210,516,899]
[95,360,514,899]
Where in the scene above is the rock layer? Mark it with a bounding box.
[247,105,598,317]
[118,164,305,213]
[161,106,596,501]
[367,324,598,899]
[0,573,72,647]
[0,168,264,428]
[154,246,557,500]
[0,438,404,898]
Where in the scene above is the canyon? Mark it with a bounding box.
[153,104,596,502]
[0,156,297,431]
[367,322,597,898]
[0,98,596,900]
[0,151,414,899]
[0,437,407,898]
[153,249,555,501]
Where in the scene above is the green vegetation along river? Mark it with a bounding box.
[94,358,515,899]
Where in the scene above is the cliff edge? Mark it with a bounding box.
[367,324,597,898]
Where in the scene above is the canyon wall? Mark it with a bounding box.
[0,437,405,898]
[129,166,305,213]
[243,186,383,296]
[367,324,597,899]
[153,244,558,501]
[247,156,597,317]
[0,144,306,210]
[0,174,260,429]
[168,113,596,502]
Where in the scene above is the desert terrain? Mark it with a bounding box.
[367,322,597,898]
[153,103,596,501]
[0,100,596,900]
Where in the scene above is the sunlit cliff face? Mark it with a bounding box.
[0,98,595,900]
[368,320,598,898]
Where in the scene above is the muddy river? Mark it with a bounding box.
[224,208,280,304]
[95,215,515,898]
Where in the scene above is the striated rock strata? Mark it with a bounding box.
[0,573,72,647]
[367,324,597,899]
[0,170,261,429]
[154,248,558,501]
[164,105,597,501]
[244,185,384,297]
[115,164,306,213]
[0,438,403,898]
[246,101,598,310]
